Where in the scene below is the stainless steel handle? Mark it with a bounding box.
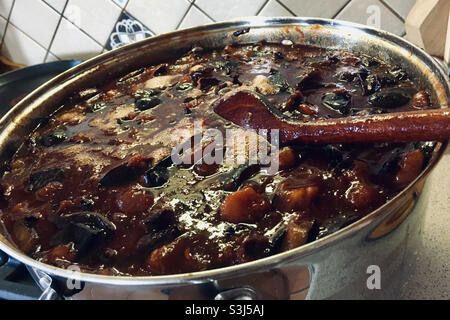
[214,286,260,300]
[27,266,62,300]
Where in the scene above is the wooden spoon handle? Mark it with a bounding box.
[213,90,450,145]
[282,108,450,144]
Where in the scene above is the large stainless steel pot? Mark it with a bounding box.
[0,17,449,300]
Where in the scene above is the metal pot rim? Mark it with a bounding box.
[0,16,448,286]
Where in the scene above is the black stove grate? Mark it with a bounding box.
[0,250,42,300]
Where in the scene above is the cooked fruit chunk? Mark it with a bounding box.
[220,186,270,223]
[394,149,424,189]
[281,219,315,251]
[275,182,319,212]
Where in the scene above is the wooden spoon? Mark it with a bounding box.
[213,90,450,144]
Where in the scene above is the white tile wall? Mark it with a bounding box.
[0,0,419,66]
[384,0,416,19]
[179,5,213,29]
[44,52,60,63]
[2,23,47,65]
[194,0,266,21]
[126,0,191,34]
[336,0,405,35]
[43,0,68,13]
[63,0,122,45]
[10,0,61,48]
[259,1,294,17]
[112,0,128,9]
[0,0,14,19]
[279,0,349,18]
[49,17,103,60]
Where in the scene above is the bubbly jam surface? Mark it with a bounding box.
[0,43,436,276]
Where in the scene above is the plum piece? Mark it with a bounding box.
[194,162,220,177]
[153,64,168,77]
[297,103,319,116]
[376,148,425,190]
[340,160,379,208]
[116,189,154,215]
[136,226,180,253]
[42,244,77,264]
[135,96,162,111]
[12,221,38,253]
[35,181,63,202]
[268,71,292,93]
[361,57,380,68]
[40,129,68,147]
[321,91,352,115]
[361,74,381,95]
[143,156,172,188]
[220,186,270,223]
[281,218,316,251]
[29,168,65,192]
[135,88,161,99]
[283,90,304,112]
[79,197,95,211]
[147,237,202,275]
[222,164,260,191]
[368,88,413,109]
[51,212,116,257]
[393,149,424,190]
[277,147,298,170]
[296,69,323,91]
[211,60,238,75]
[143,207,176,232]
[411,91,431,109]
[197,78,220,91]
[144,167,170,188]
[275,183,319,212]
[235,232,270,264]
[99,156,150,187]
[99,163,140,187]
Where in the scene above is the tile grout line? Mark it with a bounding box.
[255,0,270,16]
[175,1,194,30]
[5,21,49,52]
[122,1,158,38]
[378,0,406,23]
[331,0,352,19]
[59,16,107,52]
[102,3,128,51]
[43,0,67,15]
[0,0,16,52]
[191,2,216,22]
[43,0,70,62]
[274,0,297,17]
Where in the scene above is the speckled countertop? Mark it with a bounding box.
[400,145,450,299]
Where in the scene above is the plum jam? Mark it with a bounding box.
[0,43,436,276]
